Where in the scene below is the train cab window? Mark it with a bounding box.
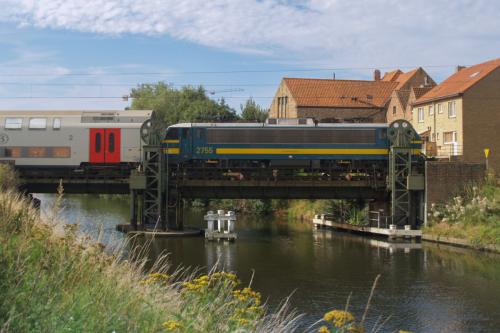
[166,128,179,140]
[108,133,115,153]
[95,133,102,153]
[28,118,47,130]
[182,128,188,139]
[53,118,61,130]
[5,118,23,130]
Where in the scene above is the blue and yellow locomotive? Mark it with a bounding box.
[161,118,422,180]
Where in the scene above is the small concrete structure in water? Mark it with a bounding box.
[312,214,422,241]
[205,210,237,241]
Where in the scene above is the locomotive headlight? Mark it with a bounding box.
[393,122,400,128]
[402,122,408,128]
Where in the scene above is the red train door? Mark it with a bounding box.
[89,128,121,163]
[89,128,105,163]
[105,128,120,163]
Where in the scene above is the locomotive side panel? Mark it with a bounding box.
[191,127,389,161]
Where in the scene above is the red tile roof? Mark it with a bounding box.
[412,86,433,100]
[382,70,402,82]
[283,78,398,109]
[394,69,419,89]
[415,58,500,104]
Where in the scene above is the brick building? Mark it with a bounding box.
[385,67,436,123]
[412,58,500,172]
[268,76,398,123]
[269,68,434,124]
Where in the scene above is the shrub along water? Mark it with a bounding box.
[424,177,500,248]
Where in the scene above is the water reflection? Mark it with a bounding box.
[37,194,500,333]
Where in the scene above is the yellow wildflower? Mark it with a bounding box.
[318,325,331,333]
[237,318,250,326]
[323,310,355,328]
[162,319,183,331]
[140,272,171,286]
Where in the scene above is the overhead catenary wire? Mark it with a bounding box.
[0,64,466,77]
[0,95,499,100]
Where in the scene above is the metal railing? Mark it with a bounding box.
[368,210,389,228]
[425,143,464,160]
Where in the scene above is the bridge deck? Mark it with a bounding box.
[177,179,386,199]
[18,168,131,194]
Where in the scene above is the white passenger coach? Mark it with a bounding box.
[0,110,152,169]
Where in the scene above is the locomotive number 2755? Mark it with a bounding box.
[195,147,214,154]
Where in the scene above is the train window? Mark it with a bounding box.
[53,118,61,130]
[29,118,47,130]
[5,118,23,129]
[27,147,48,158]
[108,133,115,153]
[5,147,21,157]
[52,147,71,158]
[166,128,179,140]
[95,133,102,153]
[182,129,188,139]
[379,129,387,139]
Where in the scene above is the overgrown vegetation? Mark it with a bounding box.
[286,199,368,225]
[130,83,267,124]
[0,165,300,332]
[424,178,500,248]
[0,165,413,332]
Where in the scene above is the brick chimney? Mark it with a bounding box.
[374,69,381,81]
[456,65,466,72]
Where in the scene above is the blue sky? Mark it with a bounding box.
[0,0,498,111]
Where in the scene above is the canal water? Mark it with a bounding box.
[37,194,500,333]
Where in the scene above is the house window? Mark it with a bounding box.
[429,105,434,116]
[277,97,283,118]
[5,118,23,129]
[448,101,456,118]
[418,108,424,122]
[437,103,442,114]
[436,132,440,140]
[393,106,396,115]
[284,96,288,118]
[29,118,47,129]
[53,118,61,130]
[443,131,457,143]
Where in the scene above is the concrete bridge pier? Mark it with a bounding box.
[166,189,184,230]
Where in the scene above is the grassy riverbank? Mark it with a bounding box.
[0,166,298,332]
[424,178,500,249]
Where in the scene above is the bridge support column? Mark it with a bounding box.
[130,190,138,231]
[166,189,183,230]
[387,120,425,228]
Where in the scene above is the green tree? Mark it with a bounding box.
[130,82,239,124]
[240,98,268,122]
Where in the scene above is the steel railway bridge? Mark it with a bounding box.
[18,119,425,232]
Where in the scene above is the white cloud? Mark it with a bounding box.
[0,0,498,68]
